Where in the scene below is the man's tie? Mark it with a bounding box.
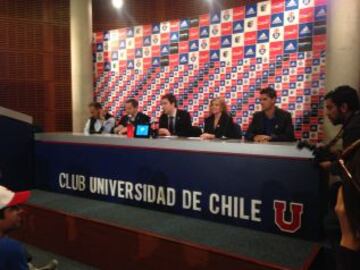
[168,116,175,135]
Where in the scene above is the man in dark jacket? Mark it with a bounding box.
[318,86,360,270]
[159,93,192,137]
[324,85,360,149]
[319,86,360,171]
[114,99,150,135]
[245,87,295,142]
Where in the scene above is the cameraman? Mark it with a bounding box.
[316,86,360,269]
[334,139,360,269]
[320,85,360,170]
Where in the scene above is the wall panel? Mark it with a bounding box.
[0,0,71,131]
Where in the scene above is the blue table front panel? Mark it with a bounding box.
[35,141,324,241]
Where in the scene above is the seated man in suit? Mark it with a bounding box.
[245,87,295,143]
[114,99,150,135]
[159,93,192,137]
[200,97,242,139]
[84,102,115,135]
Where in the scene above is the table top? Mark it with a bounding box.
[0,106,33,124]
[35,132,313,159]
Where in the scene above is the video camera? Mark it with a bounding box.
[297,140,337,165]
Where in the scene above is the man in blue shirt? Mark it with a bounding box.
[0,185,31,270]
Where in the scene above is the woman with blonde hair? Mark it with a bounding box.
[200,97,241,140]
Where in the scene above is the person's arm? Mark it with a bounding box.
[270,113,295,142]
[114,125,126,134]
[158,114,171,136]
[177,111,192,137]
[114,116,128,134]
[203,117,212,134]
[335,186,360,270]
[84,119,90,135]
[6,241,29,270]
[158,114,167,129]
[246,113,272,142]
[119,115,128,127]
[228,118,242,139]
[158,128,171,136]
[224,115,238,139]
[245,114,258,141]
[200,117,216,139]
[184,112,192,136]
[335,186,360,250]
[235,123,243,139]
[102,117,116,134]
[184,111,192,130]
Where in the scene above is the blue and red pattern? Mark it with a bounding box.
[93,0,327,140]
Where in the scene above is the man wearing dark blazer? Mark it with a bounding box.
[159,93,192,137]
[114,99,150,135]
[245,87,295,143]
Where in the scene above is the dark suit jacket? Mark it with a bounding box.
[343,110,360,148]
[159,109,192,137]
[245,107,295,142]
[118,112,150,127]
[204,113,242,139]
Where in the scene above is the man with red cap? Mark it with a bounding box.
[0,185,31,269]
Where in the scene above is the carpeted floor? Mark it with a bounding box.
[26,189,319,270]
[25,244,97,270]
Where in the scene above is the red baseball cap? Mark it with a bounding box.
[0,186,31,210]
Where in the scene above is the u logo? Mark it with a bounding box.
[273,200,303,233]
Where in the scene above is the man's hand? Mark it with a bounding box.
[200,133,216,140]
[319,161,332,170]
[159,128,171,136]
[119,127,127,135]
[335,186,360,251]
[254,135,272,143]
[114,125,126,135]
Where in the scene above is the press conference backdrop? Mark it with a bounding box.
[93,0,327,141]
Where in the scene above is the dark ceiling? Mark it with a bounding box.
[92,0,263,32]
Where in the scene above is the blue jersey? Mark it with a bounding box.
[0,237,28,270]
